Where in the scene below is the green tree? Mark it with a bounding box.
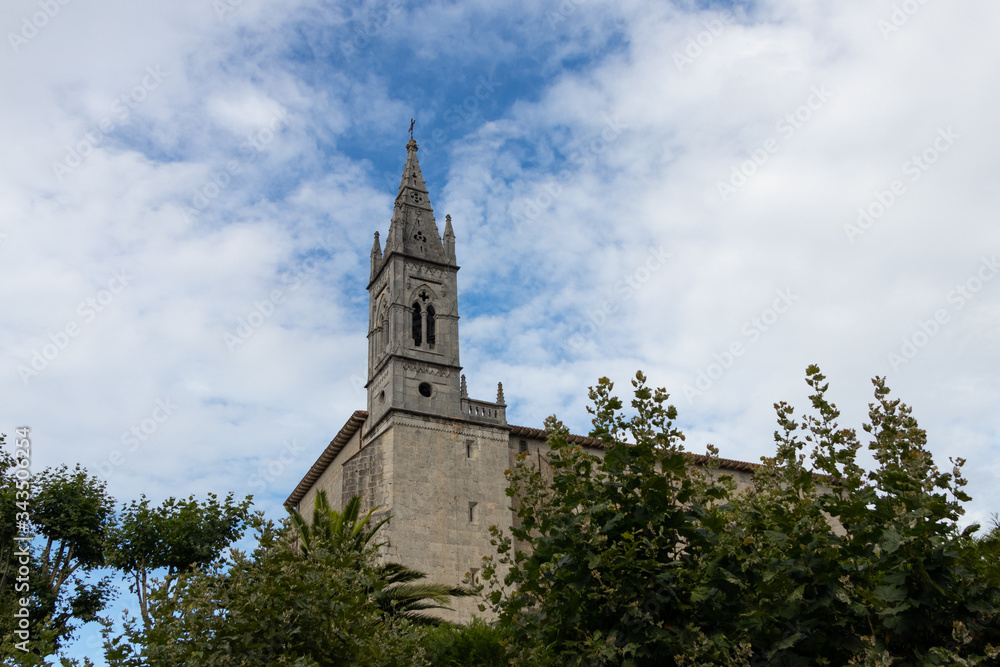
[714,367,1000,665]
[481,369,1000,666]
[105,494,471,666]
[1,441,252,666]
[480,372,739,665]
[422,617,511,667]
[105,492,253,628]
[288,492,474,625]
[970,516,1000,590]
[1,437,115,665]
[288,492,390,558]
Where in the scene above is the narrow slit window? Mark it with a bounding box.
[469,502,478,523]
[380,307,389,353]
[426,304,436,348]
[411,302,422,346]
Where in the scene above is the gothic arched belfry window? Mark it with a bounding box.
[411,302,422,346]
[426,304,436,348]
[378,302,389,355]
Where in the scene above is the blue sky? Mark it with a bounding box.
[3,0,1000,660]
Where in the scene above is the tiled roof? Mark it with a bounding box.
[284,410,367,508]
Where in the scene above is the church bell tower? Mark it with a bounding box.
[365,139,466,428]
[289,136,513,622]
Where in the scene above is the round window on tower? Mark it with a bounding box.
[418,382,432,398]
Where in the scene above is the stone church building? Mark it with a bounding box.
[285,138,756,620]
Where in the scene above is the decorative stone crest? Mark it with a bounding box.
[403,363,451,378]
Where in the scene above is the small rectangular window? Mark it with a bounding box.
[466,439,475,458]
[518,438,528,454]
[469,501,478,523]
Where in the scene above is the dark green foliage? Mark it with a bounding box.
[971,517,1000,589]
[1,439,115,664]
[104,493,472,666]
[105,492,253,627]
[102,517,427,667]
[422,617,511,666]
[288,492,475,625]
[481,372,740,665]
[0,435,254,665]
[714,367,1000,665]
[481,368,1000,666]
[288,493,390,558]
[376,561,475,625]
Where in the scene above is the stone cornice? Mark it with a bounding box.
[367,251,460,290]
[364,406,510,438]
[366,354,462,388]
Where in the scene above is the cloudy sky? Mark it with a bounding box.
[2,0,999,651]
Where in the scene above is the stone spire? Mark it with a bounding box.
[365,134,465,427]
[461,374,468,398]
[397,138,429,195]
[496,382,505,405]
[443,214,456,265]
[370,231,382,281]
[384,139,446,263]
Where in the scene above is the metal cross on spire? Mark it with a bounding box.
[409,118,415,139]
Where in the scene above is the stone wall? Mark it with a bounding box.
[296,423,362,520]
[372,412,512,622]
[341,439,385,514]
